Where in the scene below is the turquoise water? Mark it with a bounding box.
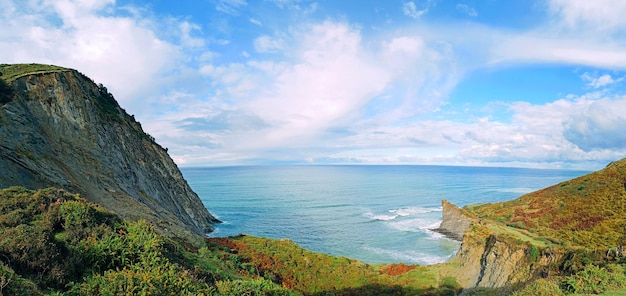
[182,165,588,264]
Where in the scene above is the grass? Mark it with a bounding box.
[486,223,553,247]
[207,235,463,295]
[0,64,71,83]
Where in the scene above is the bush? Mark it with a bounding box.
[562,264,626,294]
[216,278,299,296]
[0,78,13,104]
[512,278,564,296]
[0,262,41,296]
[71,261,216,296]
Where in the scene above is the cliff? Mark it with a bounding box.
[0,64,219,238]
[435,200,475,241]
[438,159,626,291]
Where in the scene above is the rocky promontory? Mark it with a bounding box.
[435,199,475,241]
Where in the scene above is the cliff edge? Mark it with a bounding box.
[0,64,219,238]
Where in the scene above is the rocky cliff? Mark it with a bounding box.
[435,199,475,241]
[439,201,563,289]
[0,64,219,238]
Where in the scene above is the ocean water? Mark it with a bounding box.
[182,165,588,265]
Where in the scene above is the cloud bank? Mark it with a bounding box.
[2,0,626,170]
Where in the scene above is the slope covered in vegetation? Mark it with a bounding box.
[0,186,294,295]
[0,63,219,239]
[458,159,626,295]
[5,183,625,295]
[0,186,464,295]
[466,159,626,248]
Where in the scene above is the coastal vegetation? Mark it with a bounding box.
[3,184,626,295]
[465,160,626,249]
[0,186,463,295]
[0,63,70,83]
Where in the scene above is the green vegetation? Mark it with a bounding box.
[94,83,124,122]
[3,158,626,295]
[0,186,465,295]
[465,159,626,249]
[207,236,462,295]
[0,186,294,295]
[0,63,70,83]
[511,264,626,295]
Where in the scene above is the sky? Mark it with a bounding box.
[2,0,626,170]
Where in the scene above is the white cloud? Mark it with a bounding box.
[456,4,477,17]
[215,0,247,15]
[270,0,317,13]
[402,1,428,19]
[0,0,191,113]
[563,96,626,151]
[150,20,460,165]
[491,32,626,69]
[548,0,626,33]
[179,21,205,48]
[488,1,626,70]
[581,73,620,88]
[254,35,285,53]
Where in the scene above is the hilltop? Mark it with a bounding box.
[466,159,626,248]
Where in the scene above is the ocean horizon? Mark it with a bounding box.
[183,165,588,265]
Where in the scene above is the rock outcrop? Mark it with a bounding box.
[0,64,219,238]
[439,201,563,289]
[435,199,474,241]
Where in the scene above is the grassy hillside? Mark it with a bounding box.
[466,159,626,248]
[0,186,463,295]
[0,187,294,295]
[3,161,626,294]
[459,159,626,295]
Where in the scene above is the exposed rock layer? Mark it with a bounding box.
[440,202,563,289]
[435,199,474,241]
[0,67,219,237]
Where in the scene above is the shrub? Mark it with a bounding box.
[512,278,564,296]
[527,244,539,262]
[71,261,216,296]
[0,262,41,296]
[562,264,626,294]
[0,78,13,104]
[216,278,299,296]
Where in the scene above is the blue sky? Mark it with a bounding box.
[2,0,626,169]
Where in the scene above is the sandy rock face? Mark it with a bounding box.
[436,200,474,241]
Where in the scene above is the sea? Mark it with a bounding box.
[182,165,588,265]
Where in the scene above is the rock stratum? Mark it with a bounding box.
[0,64,219,238]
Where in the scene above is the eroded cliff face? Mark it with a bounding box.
[436,200,475,241]
[0,68,219,238]
[440,202,562,289]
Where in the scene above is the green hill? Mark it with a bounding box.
[466,159,626,248]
